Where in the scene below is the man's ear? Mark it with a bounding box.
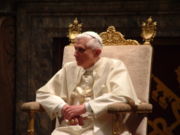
[94,49,101,56]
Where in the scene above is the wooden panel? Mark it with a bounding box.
[0,17,15,135]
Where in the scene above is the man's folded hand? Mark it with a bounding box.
[68,116,84,125]
[62,104,86,120]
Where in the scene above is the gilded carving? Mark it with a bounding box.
[99,26,140,46]
[141,17,157,45]
[67,18,157,46]
[67,18,82,43]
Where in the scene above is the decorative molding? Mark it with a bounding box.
[149,73,180,135]
[100,26,140,45]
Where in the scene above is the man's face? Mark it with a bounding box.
[74,37,99,69]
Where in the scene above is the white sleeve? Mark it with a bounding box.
[36,68,68,120]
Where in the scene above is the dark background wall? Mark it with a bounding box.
[0,0,16,135]
[0,0,179,135]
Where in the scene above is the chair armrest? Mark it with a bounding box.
[21,101,44,112]
[21,102,45,135]
[108,102,153,113]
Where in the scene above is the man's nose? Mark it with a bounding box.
[74,51,78,57]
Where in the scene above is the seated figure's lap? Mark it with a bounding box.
[51,129,93,135]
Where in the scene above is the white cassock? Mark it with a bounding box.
[36,57,140,135]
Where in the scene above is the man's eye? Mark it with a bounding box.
[78,48,85,52]
[75,48,85,53]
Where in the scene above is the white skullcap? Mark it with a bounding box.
[75,31,103,49]
[82,31,103,45]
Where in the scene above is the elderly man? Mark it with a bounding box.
[36,31,140,135]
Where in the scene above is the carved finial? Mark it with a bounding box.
[67,18,82,43]
[141,17,157,45]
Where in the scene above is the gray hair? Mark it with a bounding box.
[75,31,103,49]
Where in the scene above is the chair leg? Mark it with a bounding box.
[112,113,122,135]
[27,111,35,135]
[112,113,127,135]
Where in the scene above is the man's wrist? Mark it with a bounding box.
[57,103,68,117]
[84,102,93,113]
